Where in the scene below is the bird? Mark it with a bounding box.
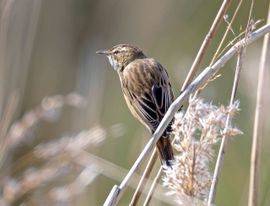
[97,44,174,167]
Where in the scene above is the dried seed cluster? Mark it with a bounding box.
[162,96,242,205]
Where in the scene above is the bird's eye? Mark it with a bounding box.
[113,50,120,54]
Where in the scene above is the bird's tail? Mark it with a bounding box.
[156,136,174,168]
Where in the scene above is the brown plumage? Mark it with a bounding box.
[97,44,174,167]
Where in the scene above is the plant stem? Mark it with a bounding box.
[208,47,244,205]
[248,3,270,206]
[210,0,243,66]
[143,167,162,206]
[129,149,158,206]
[181,0,232,92]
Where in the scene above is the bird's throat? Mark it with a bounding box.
[107,56,120,71]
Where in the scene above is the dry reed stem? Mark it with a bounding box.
[216,19,262,61]
[248,3,270,206]
[210,0,243,66]
[207,47,244,205]
[129,149,158,206]
[207,51,243,204]
[103,23,270,206]
[181,0,232,92]
[143,167,162,206]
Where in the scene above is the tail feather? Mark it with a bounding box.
[156,136,174,168]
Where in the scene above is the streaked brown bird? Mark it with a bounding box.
[97,44,174,167]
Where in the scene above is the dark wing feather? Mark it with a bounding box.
[126,89,160,131]
[151,70,173,131]
[152,86,163,112]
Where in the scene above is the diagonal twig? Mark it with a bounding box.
[103,23,270,206]
[181,0,232,92]
[143,167,162,206]
[210,0,243,66]
[129,149,158,206]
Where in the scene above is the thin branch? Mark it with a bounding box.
[143,167,162,206]
[210,0,243,66]
[217,19,262,59]
[248,3,270,206]
[103,23,270,206]
[129,149,158,206]
[207,46,244,206]
[181,0,232,92]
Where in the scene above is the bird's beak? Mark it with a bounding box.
[96,49,110,55]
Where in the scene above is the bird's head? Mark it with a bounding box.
[96,44,146,72]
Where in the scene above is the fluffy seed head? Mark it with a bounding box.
[162,96,242,204]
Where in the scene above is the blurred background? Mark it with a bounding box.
[0,0,270,205]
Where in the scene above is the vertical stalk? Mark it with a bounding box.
[248,3,270,206]
[208,48,243,205]
[129,149,158,206]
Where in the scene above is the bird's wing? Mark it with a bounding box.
[152,81,171,116]
[121,59,173,132]
[137,90,161,131]
[151,64,174,130]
